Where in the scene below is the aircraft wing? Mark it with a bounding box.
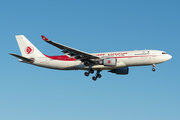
[41,35,100,60]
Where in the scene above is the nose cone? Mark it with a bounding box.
[166,54,172,61]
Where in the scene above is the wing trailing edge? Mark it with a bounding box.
[41,35,100,60]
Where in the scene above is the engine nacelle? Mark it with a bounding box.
[99,58,117,66]
[108,67,129,75]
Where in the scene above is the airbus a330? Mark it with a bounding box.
[10,35,172,81]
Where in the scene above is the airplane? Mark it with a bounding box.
[9,35,172,81]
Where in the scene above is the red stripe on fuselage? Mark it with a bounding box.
[44,54,76,61]
[43,54,160,61]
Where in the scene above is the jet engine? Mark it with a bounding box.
[99,58,117,66]
[108,67,129,75]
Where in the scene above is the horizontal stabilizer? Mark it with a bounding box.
[9,53,34,63]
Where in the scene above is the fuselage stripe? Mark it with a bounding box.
[44,54,161,61]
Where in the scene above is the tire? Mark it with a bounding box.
[97,74,102,78]
[84,72,89,76]
[92,76,97,81]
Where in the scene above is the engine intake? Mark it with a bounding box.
[108,67,129,75]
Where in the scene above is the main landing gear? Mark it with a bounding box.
[84,70,102,81]
[92,70,102,81]
[83,61,102,81]
[84,62,94,77]
[152,64,156,72]
[84,69,94,76]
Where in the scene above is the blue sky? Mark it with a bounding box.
[0,0,180,120]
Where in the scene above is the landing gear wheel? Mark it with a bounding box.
[92,76,97,81]
[97,74,102,78]
[152,64,156,72]
[84,72,89,76]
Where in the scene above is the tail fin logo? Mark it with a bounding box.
[25,46,34,54]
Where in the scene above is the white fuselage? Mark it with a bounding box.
[30,50,172,70]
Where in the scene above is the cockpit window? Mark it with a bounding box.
[162,52,167,54]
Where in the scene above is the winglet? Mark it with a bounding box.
[41,35,49,41]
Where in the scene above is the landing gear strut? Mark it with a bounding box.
[84,61,89,66]
[84,62,94,77]
[83,61,102,81]
[92,70,102,81]
[84,69,94,76]
[152,64,156,72]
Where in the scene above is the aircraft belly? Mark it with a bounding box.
[33,59,80,70]
[73,64,121,70]
[54,61,82,70]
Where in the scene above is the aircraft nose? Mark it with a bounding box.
[167,54,172,60]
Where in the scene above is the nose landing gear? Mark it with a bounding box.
[152,64,156,72]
